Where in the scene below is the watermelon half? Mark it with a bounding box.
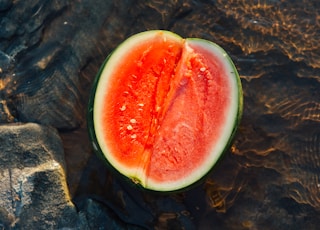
[88,30,242,192]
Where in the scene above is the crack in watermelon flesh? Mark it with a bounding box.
[98,32,231,189]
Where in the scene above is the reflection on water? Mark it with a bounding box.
[215,0,320,68]
[1,0,320,229]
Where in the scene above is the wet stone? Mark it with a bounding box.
[0,0,12,11]
[0,51,12,73]
[77,198,146,230]
[0,17,16,39]
[0,0,113,130]
[0,123,80,229]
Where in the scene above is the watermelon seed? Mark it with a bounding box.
[130,118,137,123]
[200,67,206,72]
[120,105,126,111]
[127,125,133,130]
[131,134,137,139]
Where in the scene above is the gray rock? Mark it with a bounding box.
[0,0,12,12]
[0,50,13,73]
[78,198,146,230]
[0,0,114,130]
[0,123,80,229]
[0,17,16,39]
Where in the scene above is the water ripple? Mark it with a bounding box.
[215,0,320,68]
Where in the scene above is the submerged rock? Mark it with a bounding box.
[0,123,80,229]
[78,198,146,230]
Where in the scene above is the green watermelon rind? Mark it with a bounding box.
[87,30,243,193]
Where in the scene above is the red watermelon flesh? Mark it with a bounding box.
[93,31,241,191]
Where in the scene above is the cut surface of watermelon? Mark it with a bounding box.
[89,30,242,192]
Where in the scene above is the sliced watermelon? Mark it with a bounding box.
[88,30,242,192]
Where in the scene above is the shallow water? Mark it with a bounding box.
[1,0,320,229]
[79,1,320,229]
